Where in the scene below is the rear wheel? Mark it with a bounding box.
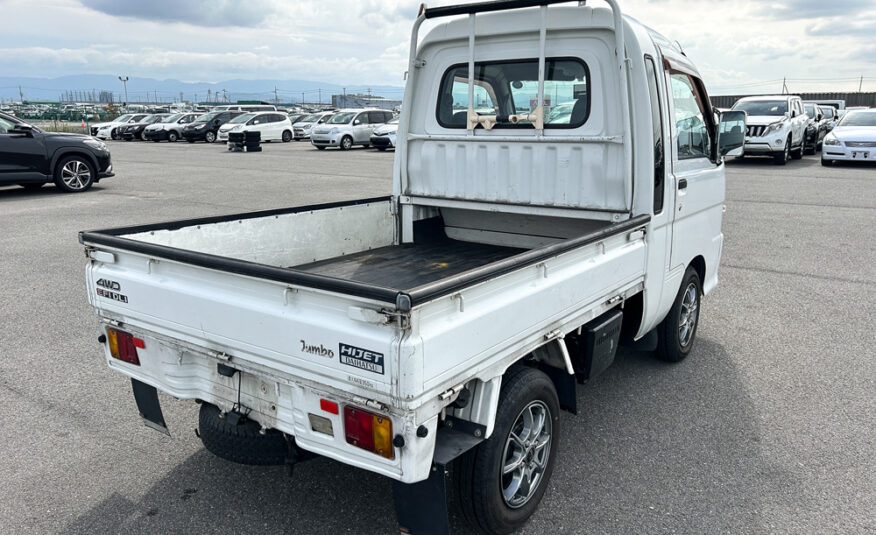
[456,366,559,534]
[54,155,95,193]
[282,130,292,142]
[656,266,702,362]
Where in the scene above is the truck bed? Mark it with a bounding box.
[294,237,524,290]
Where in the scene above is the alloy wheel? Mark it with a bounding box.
[678,282,699,347]
[500,400,553,509]
[61,160,92,191]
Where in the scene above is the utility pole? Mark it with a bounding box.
[318,88,322,105]
[781,77,788,94]
[222,89,228,102]
[859,75,864,92]
[274,86,279,105]
[18,85,23,103]
[118,76,129,106]
[302,91,305,105]
[343,87,346,107]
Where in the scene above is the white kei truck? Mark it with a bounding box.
[79,1,744,533]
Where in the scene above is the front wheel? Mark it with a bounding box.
[54,155,95,193]
[656,266,702,362]
[167,131,178,142]
[111,128,120,140]
[774,136,791,165]
[205,131,216,143]
[339,136,353,151]
[456,366,559,534]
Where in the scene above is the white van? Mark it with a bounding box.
[310,108,394,150]
[211,104,277,113]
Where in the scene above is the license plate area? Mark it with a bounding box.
[852,151,870,160]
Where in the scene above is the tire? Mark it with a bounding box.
[656,266,702,362]
[198,403,288,466]
[377,146,387,151]
[821,158,832,166]
[774,137,791,165]
[168,131,178,142]
[804,138,816,156]
[456,366,560,535]
[339,135,353,151]
[20,183,44,190]
[791,143,803,159]
[282,130,292,142]
[152,139,161,143]
[111,128,120,140]
[205,131,216,143]
[54,155,95,193]
[315,145,326,150]
[140,130,148,141]
[187,138,195,143]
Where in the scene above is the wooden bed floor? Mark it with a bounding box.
[293,239,525,290]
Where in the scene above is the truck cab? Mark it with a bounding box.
[79,2,744,534]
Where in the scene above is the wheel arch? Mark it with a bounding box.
[50,149,99,176]
[689,255,706,285]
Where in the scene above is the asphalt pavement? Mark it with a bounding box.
[0,141,873,534]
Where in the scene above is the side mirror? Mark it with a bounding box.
[717,110,746,158]
[354,119,362,125]
[11,124,34,137]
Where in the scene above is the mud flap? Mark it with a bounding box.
[131,379,170,436]
[392,427,482,534]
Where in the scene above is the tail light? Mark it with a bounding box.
[344,405,394,459]
[106,327,143,365]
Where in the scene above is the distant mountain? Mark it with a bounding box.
[0,75,404,104]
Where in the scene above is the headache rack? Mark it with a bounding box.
[396,0,634,212]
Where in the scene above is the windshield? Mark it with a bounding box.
[822,108,835,119]
[115,114,132,122]
[837,111,876,127]
[804,104,816,116]
[229,113,255,124]
[163,114,183,123]
[300,114,321,122]
[328,112,356,124]
[195,112,220,122]
[732,100,788,116]
[144,115,165,124]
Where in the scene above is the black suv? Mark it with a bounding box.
[0,112,114,193]
[182,111,244,143]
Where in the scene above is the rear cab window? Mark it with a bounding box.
[436,57,590,129]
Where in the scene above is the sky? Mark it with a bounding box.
[0,0,874,96]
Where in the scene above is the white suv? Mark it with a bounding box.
[310,109,393,150]
[731,95,808,164]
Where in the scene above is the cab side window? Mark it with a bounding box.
[0,116,15,134]
[669,73,711,160]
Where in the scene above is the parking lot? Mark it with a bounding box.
[1,141,873,534]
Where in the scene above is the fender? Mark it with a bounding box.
[50,148,100,177]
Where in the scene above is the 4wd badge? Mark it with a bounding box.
[339,343,384,375]
[96,279,128,303]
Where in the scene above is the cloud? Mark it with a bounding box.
[806,17,876,37]
[756,0,875,20]
[80,0,280,28]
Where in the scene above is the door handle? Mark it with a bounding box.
[678,178,688,190]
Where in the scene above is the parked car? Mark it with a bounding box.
[819,105,838,132]
[211,105,277,113]
[181,111,245,143]
[287,114,306,126]
[93,114,149,140]
[143,113,199,142]
[217,112,294,142]
[821,109,876,165]
[802,103,827,154]
[311,109,394,150]
[0,111,113,192]
[731,95,807,164]
[369,117,399,150]
[121,114,171,141]
[77,2,745,533]
[292,111,334,140]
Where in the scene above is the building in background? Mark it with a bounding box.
[331,93,401,110]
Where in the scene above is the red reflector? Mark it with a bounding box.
[132,337,145,349]
[344,406,374,450]
[320,399,339,414]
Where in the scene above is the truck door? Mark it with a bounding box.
[666,71,725,275]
